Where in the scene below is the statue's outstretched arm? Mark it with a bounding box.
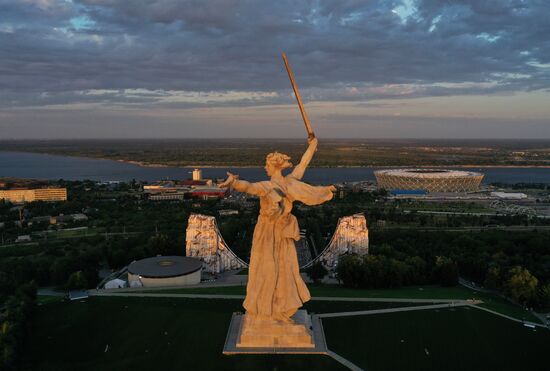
[290,137,318,180]
[219,172,266,196]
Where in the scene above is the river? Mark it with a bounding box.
[0,151,548,184]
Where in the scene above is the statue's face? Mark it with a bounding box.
[265,163,277,176]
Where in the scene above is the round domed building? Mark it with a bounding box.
[374,169,484,193]
[127,256,202,288]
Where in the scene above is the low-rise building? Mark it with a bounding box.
[491,192,528,200]
[50,213,90,224]
[149,193,187,201]
[50,215,74,225]
[0,188,67,203]
[72,213,89,222]
[218,209,239,216]
[31,215,52,224]
[188,186,229,200]
[127,256,203,287]
[15,235,31,243]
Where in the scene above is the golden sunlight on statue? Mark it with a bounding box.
[220,53,335,350]
[220,136,335,324]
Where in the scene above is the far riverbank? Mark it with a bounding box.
[115,158,550,169]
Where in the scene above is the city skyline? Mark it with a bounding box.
[1,0,550,139]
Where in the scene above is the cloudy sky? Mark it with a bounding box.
[1,0,549,139]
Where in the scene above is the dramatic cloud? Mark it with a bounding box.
[0,0,549,137]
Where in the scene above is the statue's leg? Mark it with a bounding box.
[272,237,308,322]
[244,221,277,317]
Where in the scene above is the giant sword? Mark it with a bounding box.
[282,53,315,139]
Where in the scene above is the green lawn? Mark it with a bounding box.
[24,297,419,371]
[322,306,549,371]
[36,295,65,305]
[310,284,476,299]
[126,284,541,323]
[25,296,549,371]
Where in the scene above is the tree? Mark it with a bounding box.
[50,257,76,285]
[536,284,550,311]
[336,255,363,288]
[434,256,459,287]
[404,256,427,284]
[504,266,538,305]
[0,282,36,371]
[147,234,177,256]
[66,271,88,290]
[484,266,502,289]
[305,262,328,284]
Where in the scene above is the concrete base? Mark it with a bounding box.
[223,311,328,355]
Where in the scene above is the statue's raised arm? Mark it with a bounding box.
[290,137,318,180]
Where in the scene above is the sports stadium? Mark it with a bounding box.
[374,169,484,193]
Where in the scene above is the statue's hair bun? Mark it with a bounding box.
[266,152,292,169]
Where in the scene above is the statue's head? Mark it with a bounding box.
[265,152,292,176]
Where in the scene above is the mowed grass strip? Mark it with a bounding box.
[25,296,419,371]
[322,306,549,371]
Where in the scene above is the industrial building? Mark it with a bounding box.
[187,186,229,200]
[374,169,484,193]
[142,169,227,201]
[0,188,67,203]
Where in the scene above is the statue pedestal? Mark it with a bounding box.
[237,310,314,348]
[223,310,328,354]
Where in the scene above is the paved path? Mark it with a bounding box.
[327,350,363,371]
[90,291,478,305]
[312,296,475,304]
[459,278,548,328]
[469,304,548,329]
[90,291,246,299]
[317,302,478,319]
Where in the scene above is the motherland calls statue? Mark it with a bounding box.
[220,137,335,322]
[220,54,335,349]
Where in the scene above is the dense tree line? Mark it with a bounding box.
[336,253,458,289]
[0,239,102,291]
[0,282,36,370]
[372,229,550,286]
[334,229,550,310]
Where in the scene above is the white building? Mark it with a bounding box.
[104,278,127,289]
[491,192,528,200]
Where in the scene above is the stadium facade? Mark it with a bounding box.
[374,169,484,193]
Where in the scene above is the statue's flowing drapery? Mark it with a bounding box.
[233,176,334,318]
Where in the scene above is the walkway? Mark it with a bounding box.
[317,301,479,319]
[90,291,477,305]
